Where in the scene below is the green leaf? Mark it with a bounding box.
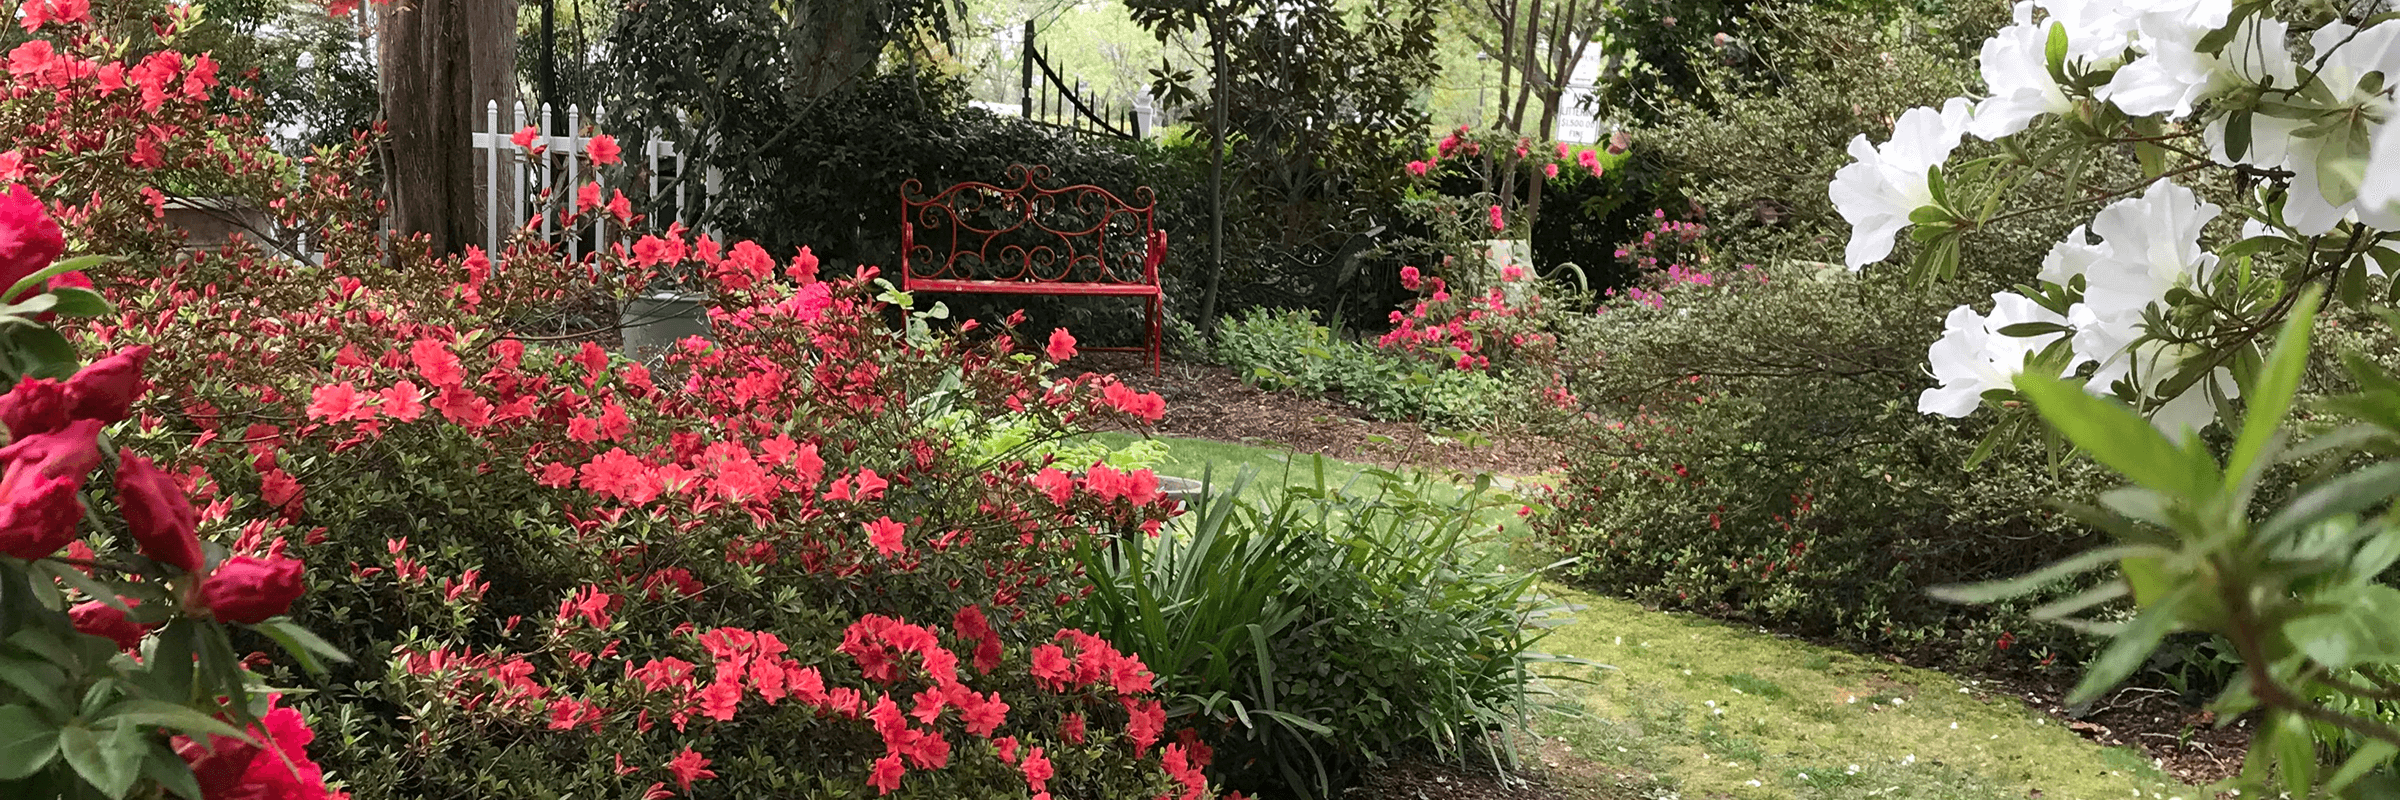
[5,325,78,380]
[0,704,60,779]
[0,659,68,716]
[246,618,350,674]
[141,739,204,800]
[58,719,142,799]
[0,255,112,305]
[1929,545,2160,604]
[36,562,126,613]
[2067,585,2190,705]
[2226,289,2318,490]
[2283,585,2400,668]
[2044,22,2070,85]
[2274,712,2318,799]
[2016,373,2218,498]
[2325,737,2398,794]
[2259,461,2400,543]
[95,699,249,742]
[2225,108,2254,162]
[1995,321,2074,338]
[40,287,111,318]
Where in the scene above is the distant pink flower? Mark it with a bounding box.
[1501,264,1525,282]
[1405,160,1429,177]
[586,134,622,166]
[1399,266,1421,290]
[1487,205,1505,231]
[1544,163,1559,179]
[866,517,906,558]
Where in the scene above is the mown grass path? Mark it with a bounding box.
[1095,433,2213,800]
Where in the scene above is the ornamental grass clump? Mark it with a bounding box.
[1076,466,1584,800]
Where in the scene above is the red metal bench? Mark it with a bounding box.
[900,164,1166,374]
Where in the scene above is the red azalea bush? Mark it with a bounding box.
[4,2,1203,797]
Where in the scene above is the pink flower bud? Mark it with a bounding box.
[64,346,151,424]
[70,599,149,650]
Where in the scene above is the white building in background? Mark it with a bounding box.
[1552,43,1612,144]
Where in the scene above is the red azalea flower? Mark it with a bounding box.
[664,747,714,792]
[1045,327,1077,361]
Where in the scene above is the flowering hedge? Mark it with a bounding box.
[2,2,1207,797]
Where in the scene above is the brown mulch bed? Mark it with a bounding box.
[1972,674,2250,787]
[1064,351,1564,476]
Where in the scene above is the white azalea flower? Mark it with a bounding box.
[2266,21,2400,234]
[1972,14,2073,139]
[2100,0,2235,117]
[1832,99,1973,269]
[1920,293,2072,417]
[2361,119,2400,228]
[2078,181,2220,321]
[2038,225,2104,285]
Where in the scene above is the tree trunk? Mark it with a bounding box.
[1196,11,1232,340]
[470,1,518,252]
[381,0,478,257]
[789,0,883,101]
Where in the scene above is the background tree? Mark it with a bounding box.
[378,0,515,258]
[1460,0,1607,233]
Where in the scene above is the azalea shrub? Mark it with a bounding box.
[7,3,1215,798]
[1531,263,2116,669]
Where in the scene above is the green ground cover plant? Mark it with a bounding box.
[1211,307,1510,427]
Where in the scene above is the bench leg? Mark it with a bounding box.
[1148,294,1164,378]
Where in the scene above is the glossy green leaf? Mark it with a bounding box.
[2284,585,2400,668]
[2226,290,2317,491]
[41,286,111,318]
[0,704,59,779]
[2259,461,2400,543]
[141,739,204,800]
[95,699,250,742]
[1929,545,2159,604]
[246,618,350,674]
[2325,738,2397,793]
[2016,373,2217,498]
[2067,585,2189,705]
[58,719,141,799]
[0,255,112,304]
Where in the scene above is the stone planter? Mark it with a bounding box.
[162,196,272,252]
[620,291,713,366]
[1476,237,1533,306]
[1157,475,1204,508]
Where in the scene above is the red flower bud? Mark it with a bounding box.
[0,183,64,295]
[0,474,82,559]
[70,599,148,650]
[0,417,100,484]
[64,346,150,424]
[195,555,306,624]
[115,450,203,575]
[0,377,69,438]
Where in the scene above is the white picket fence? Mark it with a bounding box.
[469,101,722,259]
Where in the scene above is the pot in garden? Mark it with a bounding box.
[621,290,714,367]
[163,196,273,252]
[1476,237,1533,306]
[1158,475,1204,508]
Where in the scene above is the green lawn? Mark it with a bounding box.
[1114,434,2214,800]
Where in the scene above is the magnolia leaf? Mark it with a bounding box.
[2317,118,2372,204]
[141,739,205,800]
[2326,739,2400,794]
[246,618,350,675]
[0,704,59,779]
[2230,107,2258,161]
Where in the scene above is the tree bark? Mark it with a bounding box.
[470,1,517,251]
[381,0,478,257]
[1196,8,1232,340]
